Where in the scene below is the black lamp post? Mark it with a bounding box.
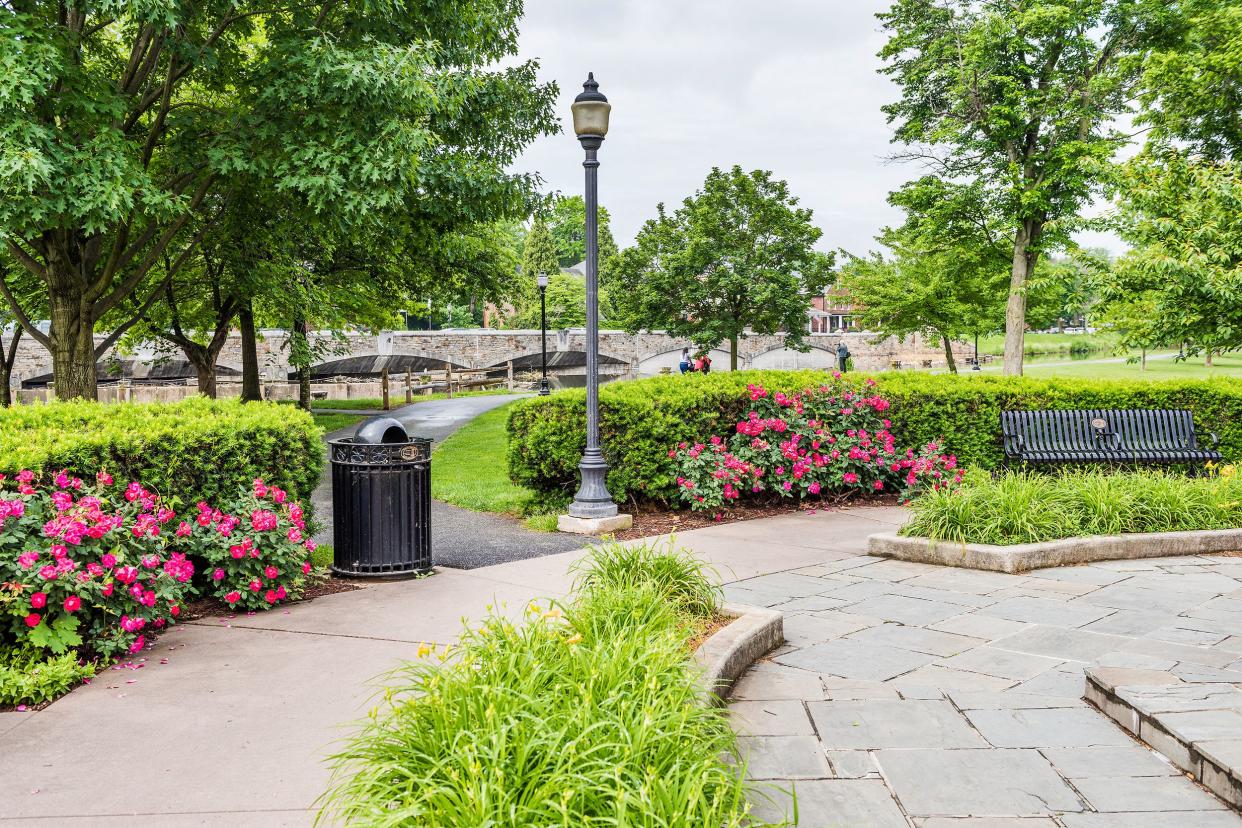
[537,272,550,396]
[973,332,981,371]
[567,73,619,521]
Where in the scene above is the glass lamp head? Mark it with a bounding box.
[537,272,549,289]
[571,72,610,138]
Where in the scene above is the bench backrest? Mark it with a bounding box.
[1001,409,1200,453]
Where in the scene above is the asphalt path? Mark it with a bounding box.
[311,394,586,569]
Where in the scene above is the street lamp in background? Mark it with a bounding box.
[559,73,631,534]
[537,272,550,396]
[973,333,982,371]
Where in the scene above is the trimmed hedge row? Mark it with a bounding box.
[506,370,1242,504]
[0,398,323,508]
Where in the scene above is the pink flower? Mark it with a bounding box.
[212,568,225,581]
[16,470,34,483]
[175,521,192,537]
[96,471,113,485]
[287,527,302,543]
[264,565,279,579]
[63,595,81,612]
[843,472,859,484]
[169,604,180,617]
[24,612,41,628]
[101,553,116,568]
[102,582,114,597]
[808,481,821,495]
[302,561,312,574]
[30,592,47,609]
[224,591,241,604]
[17,551,37,568]
[264,589,278,604]
[128,635,145,654]
[873,480,884,491]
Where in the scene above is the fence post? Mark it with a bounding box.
[507,360,514,391]
[381,367,390,411]
[405,370,413,404]
[445,364,453,399]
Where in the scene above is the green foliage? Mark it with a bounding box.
[547,195,619,268]
[1140,0,1242,161]
[571,540,721,619]
[318,542,770,827]
[1106,153,1242,357]
[0,645,95,708]
[611,166,834,369]
[431,401,548,518]
[507,371,1242,504]
[0,398,323,509]
[508,272,587,329]
[878,0,1167,371]
[521,214,561,284]
[902,469,1242,544]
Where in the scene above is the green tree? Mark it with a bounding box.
[1105,152,1242,359]
[509,273,586,329]
[612,166,833,370]
[522,214,561,283]
[878,0,1170,375]
[1140,0,1242,161]
[0,0,556,399]
[838,178,1009,373]
[547,196,618,269]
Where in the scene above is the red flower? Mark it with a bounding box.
[63,595,81,612]
[224,591,241,604]
[24,612,41,628]
[30,592,47,609]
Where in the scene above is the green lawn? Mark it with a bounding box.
[311,389,514,410]
[976,331,1117,357]
[312,412,367,432]
[430,401,559,530]
[984,352,1242,381]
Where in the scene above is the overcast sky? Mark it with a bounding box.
[511,0,1123,257]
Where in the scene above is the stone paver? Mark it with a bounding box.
[725,510,1242,826]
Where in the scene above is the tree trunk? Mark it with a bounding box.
[1002,221,1041,377]
[238,302,261,402]
[48,285,98,401]
[1206,351,1214,367]
[1141,347,1147,371]
[0,326,21,407]
[941,333,958,374]
[182,347,218,398]
[293,318,311,411]
[729,334,738,371]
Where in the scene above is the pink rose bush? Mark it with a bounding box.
[669,382,962,512]
[0,471,316,662]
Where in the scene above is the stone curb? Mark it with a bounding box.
[1085,668,1242,810]
[693,602,784,701]
[868,528,1242,574]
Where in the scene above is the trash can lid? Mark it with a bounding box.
[354,417,410,444]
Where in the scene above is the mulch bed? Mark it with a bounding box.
[180,574,364,622]
[610,492,902,541]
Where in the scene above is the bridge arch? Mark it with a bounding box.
[636,347,734,376]
[747,344,838,371]
[297,353,468,380]
[484,349,629,371]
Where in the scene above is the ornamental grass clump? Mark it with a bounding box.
[902,467,1242,545]
[318,542,775,827]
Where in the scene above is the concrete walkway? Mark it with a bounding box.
[311,393,583,568]
[726,510,1242,826]
[4,506,1241,826]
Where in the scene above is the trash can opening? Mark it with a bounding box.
[355,416,409,445]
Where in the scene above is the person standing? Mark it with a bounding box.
[678,348,692,374]
[836,340,851,373]
[700,352,712,374]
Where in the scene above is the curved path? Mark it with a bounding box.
[311,394,584,569]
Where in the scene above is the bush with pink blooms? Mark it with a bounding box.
[178,479,315,612]
[668,382,962,512]
[0,470,319,704]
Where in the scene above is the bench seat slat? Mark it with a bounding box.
[1001,408,1223,468]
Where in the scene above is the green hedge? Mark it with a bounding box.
[507,370,1242,504]
[0,398,323,508]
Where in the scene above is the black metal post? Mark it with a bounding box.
[538,283,550,395]
[568,127,617,517]
[973,332,981,371]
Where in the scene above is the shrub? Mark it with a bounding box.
[507,370,1242,504]
[669,382,961,511]
[0,645,96,708]
[0,398,323,509]
[319,542,772,827]
[901,466,1242,545]
[1,469,318,678]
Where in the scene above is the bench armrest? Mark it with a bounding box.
[1003,433,1025,455]
[1208,431,1220,449]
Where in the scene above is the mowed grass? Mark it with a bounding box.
[1018,352,1242,381]
[977,331,1117,357]
[312,412,367,433]
[430,401,559,530]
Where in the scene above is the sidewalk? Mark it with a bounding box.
[0,506,889,825]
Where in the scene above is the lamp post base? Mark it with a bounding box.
[557,513,633,535]
[538,378,550,396]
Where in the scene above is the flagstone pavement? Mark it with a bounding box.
[726,506,1242,827]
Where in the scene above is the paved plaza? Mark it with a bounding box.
[725,507,1242,826]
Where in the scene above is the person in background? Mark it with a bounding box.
[836,340,851,373]
[679,348,692,374]
[700,352,712,374]
[692,353,704,372]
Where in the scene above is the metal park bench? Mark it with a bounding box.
[1001,409,1223,469]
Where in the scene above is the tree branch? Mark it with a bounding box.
[0,265,51,349]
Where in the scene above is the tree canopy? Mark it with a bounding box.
[611,166,833,369]
[878,0,1171,374]
[546,196,618,269]
[0,0,557,398]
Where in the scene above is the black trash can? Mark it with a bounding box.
[328,417,432,578]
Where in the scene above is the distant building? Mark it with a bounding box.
[808,289,858,334]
